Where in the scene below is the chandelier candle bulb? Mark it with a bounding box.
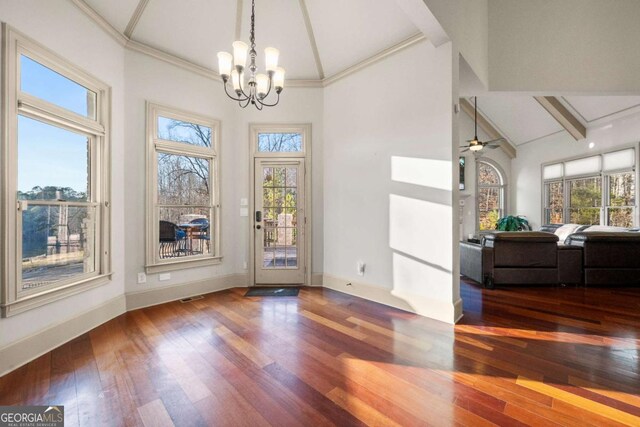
[265,47,279,72]
[231,69,242,93]
[274,67,285,90]
[217,52,233,77]
[256,74,269,98]
[232,41,248,69]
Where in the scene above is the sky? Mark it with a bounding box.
[18,55,92,195]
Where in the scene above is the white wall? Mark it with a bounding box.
[123,50,238,293]
[423,0,489,88]
[323,40,461,323]
[512,111,640,229]
[0,0,126,347]
[489,0,640,92]
[458,111,512,239]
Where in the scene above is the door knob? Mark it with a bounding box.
[256,224,262,230]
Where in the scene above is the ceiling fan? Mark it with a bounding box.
[460,97,504,152]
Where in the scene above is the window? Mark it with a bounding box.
[568,176,602,225]
[1,26,111,316]
[544,180,564,224]
[146,103,220,273]
[607,172,635,227]
[477,161,505,231]
[542,147,637,227]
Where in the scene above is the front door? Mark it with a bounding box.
[254,159,305,284]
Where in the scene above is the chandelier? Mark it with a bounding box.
[217,0,285,110]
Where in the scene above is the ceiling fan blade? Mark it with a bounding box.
[484,137,505,144]
[460,148,470,153]
[486,145,500,149]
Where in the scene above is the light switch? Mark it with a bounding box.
[240,198,248,206]
[240,208,249,217]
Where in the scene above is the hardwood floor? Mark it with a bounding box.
[1,281,639,426]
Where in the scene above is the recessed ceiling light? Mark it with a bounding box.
[588,142,595,149]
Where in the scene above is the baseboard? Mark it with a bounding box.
[0,295,126,377]
[323,274,462,324]
[126,273,248,311]
[311,272,323,287]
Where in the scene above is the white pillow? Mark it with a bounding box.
[554,224,582,244]
[583,225,628,233]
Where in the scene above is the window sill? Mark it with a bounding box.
[1,273,113,317]
[145,256,223,274]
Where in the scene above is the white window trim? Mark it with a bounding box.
[475,158,507,233]
[1,25,112,317]
[540,144,639,227]
[145,102,221,274]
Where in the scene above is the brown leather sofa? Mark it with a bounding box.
[565,232,640,286]
[460,232,583,289]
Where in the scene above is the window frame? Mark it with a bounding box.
[1,25,112,317]
[145,102,221,273]
[541,145,639,227]
[475,158,507,233]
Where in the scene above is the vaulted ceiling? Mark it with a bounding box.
[473,96,640,146]
[75,1,640,149]
[81,0,419,81]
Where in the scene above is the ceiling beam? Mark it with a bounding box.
[124,0,150,39]
[460,98,516,159]
[534,96,587,141]
[234,0,243,41]
[298,0,325,79]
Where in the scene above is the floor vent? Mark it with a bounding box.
[180,295,204,303]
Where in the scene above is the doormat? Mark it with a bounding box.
[245,287,300,297]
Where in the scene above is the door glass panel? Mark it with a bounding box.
[262,166,298,269]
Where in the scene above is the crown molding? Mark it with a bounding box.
[68,0,128,46]
[69,0,427,90]
[126,39,222,81]
[322,33,426,87]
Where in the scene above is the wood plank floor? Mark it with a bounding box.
[1,281,639,426]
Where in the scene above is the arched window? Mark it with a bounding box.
[477,160,506,231]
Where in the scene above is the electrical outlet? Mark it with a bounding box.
[137,272,147,284]
[159,273,171,281]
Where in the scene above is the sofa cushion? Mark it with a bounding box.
[483,232,559,244]
[582,225,629,233]
[566,232,640,268]
[553,224,583,245]
[484,232,558,268]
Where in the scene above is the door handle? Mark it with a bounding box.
[256,224,262,230]
[255,211,262,222]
